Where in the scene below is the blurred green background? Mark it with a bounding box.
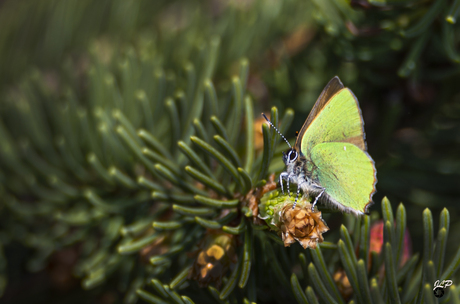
[1,0,460,303]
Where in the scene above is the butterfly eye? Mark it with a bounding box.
[289,150,298,161]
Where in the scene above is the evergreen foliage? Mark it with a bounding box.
[1,0,460,303]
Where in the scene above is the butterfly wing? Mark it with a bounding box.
[310,142,376,215]
[299,79,376,214]
[295,76,344,150]
[300,87,367,157]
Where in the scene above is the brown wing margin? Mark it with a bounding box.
[295,76,344,150]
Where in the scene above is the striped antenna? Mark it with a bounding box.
[261,113,291,149]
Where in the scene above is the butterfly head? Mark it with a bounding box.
[282,148,298,165]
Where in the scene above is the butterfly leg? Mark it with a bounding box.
[311,187,325,211]
[279,172,288,194]
[286,175,291,197]
[292,183,301,209]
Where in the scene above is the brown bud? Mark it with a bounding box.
[241,173,277,225]
[333,269,353,301]
[276,203,329,249]
[189,231,238,288]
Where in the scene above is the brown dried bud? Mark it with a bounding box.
[333,269,353,301]
[189,231,238,288]
[241,173,277,225]
[275,203,329,249]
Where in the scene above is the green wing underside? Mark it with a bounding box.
[311,142,376,214]
[300,88,366,156]
[295,77,344,146]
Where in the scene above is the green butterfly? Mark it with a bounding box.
[264,76,377,216]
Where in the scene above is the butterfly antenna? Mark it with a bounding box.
[261,113,291,148]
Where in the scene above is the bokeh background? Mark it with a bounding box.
[1,0,460,303]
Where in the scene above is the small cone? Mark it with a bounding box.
[259,192,329,249]
[276,202,329,249]
[189,230,238,288]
